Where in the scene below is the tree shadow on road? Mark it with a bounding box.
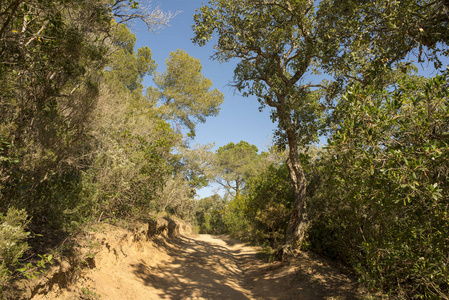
[130,235,254,299]
[244,251,362,300]
[130,235,362,300]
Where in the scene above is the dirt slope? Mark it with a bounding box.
[30,224,362,300]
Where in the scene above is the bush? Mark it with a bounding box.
[245,164,294,251]
[194,195,227,234]
[0,207,30,291]
[222,163,295,253]
[0,208,30,267]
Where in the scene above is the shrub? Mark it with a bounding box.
[0,207,30,291]
[307,72,449,298]
[194,195,228,234]
[244,164,294,251]
[222,163,295,253]
[0,208,30,267]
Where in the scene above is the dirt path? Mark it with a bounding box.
[131,234,255,299]
[31,228,361,300]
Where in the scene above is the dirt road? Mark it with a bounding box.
[32,228,360,299]
[131,234,257,299]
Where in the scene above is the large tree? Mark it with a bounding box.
[193,0,325,252]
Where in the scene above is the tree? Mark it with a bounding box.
[112,0,174,31]
[105,23,157,94]
[90,23,195,219]
[316,0,448,88]
[245,163,295,252]
[0,0,113,219]
[193,0,326,252]
[175,143,215,190]
[0,0,174,223]
[213,141,264,197]
[151,49,224,136]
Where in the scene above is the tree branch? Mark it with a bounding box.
[0,0,24,36]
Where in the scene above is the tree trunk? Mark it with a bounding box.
[282,125,308,257]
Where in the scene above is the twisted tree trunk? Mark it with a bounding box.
[281,118,308,257]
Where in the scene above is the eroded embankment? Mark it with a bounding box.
[10,220,362,300]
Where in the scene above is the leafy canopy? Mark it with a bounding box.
[213,141,264,197]
[151,49,224,136]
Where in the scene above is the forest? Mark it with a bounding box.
[1,0,448,298]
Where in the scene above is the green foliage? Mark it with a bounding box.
[0,265,9,293]
[15,254,53,280]
[0,208,30,267]
[152,49,224,136]
[0,0,177,229]
[213,141,266,197]
[193,143,290,243]
[84,85,181,219]
[193,195,227,234]
[105,23,157,93]
[244,164,294,251]
[0,207,53,293]
[223,195,253,242]
[317,0,448,78]
[81,287,101,300]
[176,143,215,190]
[88,28,218,221]
[0,207,30,292]
[0,0,113,227]
[307,71,449,298]
[0,0,210,227]
[222,163,294,254]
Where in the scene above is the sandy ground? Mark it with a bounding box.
[30,225,361,300]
